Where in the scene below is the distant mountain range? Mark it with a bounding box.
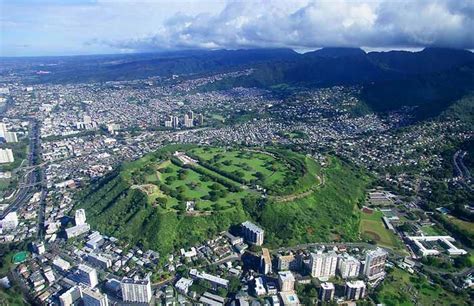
[5,47,473,119]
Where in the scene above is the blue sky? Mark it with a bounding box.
[1,0,473,57]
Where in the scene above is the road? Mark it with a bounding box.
[453,150,473,191]
[0,119,42,219]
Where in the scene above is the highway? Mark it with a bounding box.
[0,119,42,219]
[453,150,473,192]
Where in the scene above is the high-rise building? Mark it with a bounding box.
[184,114,194,128]
[338,254,361,279]
[75,264,98,288]
[121,276,152,303]
[187,110,194,120]
[363,248,387,280]
[75,209,87,226]
[196,113,204,125]
[277,254,301,271]
[82,286,109,306]
[59,286,82,306]
[345,280,366,301]
[319,282,335,302]
[278,271,295,292]
[164,115,173,128]
[241,221,264,246]
[260,248,272,275]
[172,116,179,128]
[310,251,338,279]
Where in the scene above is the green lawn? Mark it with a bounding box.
[154,160,250,210]
[420,224,446,236]
[190,147,291,189]
[0,140,28,172]
[360,209,403,250]
[189,147,320,196]
[374,267,469,305]
[446,216,474,236]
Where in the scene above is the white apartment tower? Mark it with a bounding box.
[59,286,82,306]
[76,264,98,288]
[345,280,366,301]
[363,248,387,280]
[82,287,109,306]
[75,209,87,226]
[319,282,335,302]
[120,276,152,303]
[260,248,272,275]
[278,271,295,292]
[338,255,361,279]
[241,221,264,246]
[310,251,338,279]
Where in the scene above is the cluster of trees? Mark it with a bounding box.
[189,155,247,186]
[432,213,473,248]
[189,164,242,192]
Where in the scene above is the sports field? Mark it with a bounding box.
[359,208,402,250]
[12,251,28,264]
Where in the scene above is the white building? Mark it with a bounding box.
[363,248,387,280]
[66,223,90,239]
[345,280,366,301]
[319,282,335,302]
[184,113,194,128]
[0,212,19,231]
[408,236,467,256]
[121,276,152,303]
[180,247,197,258]
[32,242,46,255]
[241,221,264,246]
[82,286,109,306]
[0,123,18,143]
[255,277,267,296]
[310,251,338,279]
[278,271,295,292]
[338,254,361,279]
[75,209,86,226]
[76,264,98,288]
[260,248,272,275]
[87,253,112,270]
[59,286,82,306]
[190,269,229,289]
[0,148,14,164]
[175,277,193,294]
[53,257,71,272]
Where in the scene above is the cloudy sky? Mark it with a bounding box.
[1,0,473,57]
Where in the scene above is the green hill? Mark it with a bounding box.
[75,145,371,255]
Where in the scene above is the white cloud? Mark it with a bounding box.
[1,0,473,56]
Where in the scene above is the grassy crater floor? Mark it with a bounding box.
[76,145,371,255]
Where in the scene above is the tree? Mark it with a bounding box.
[228,276,241,294]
